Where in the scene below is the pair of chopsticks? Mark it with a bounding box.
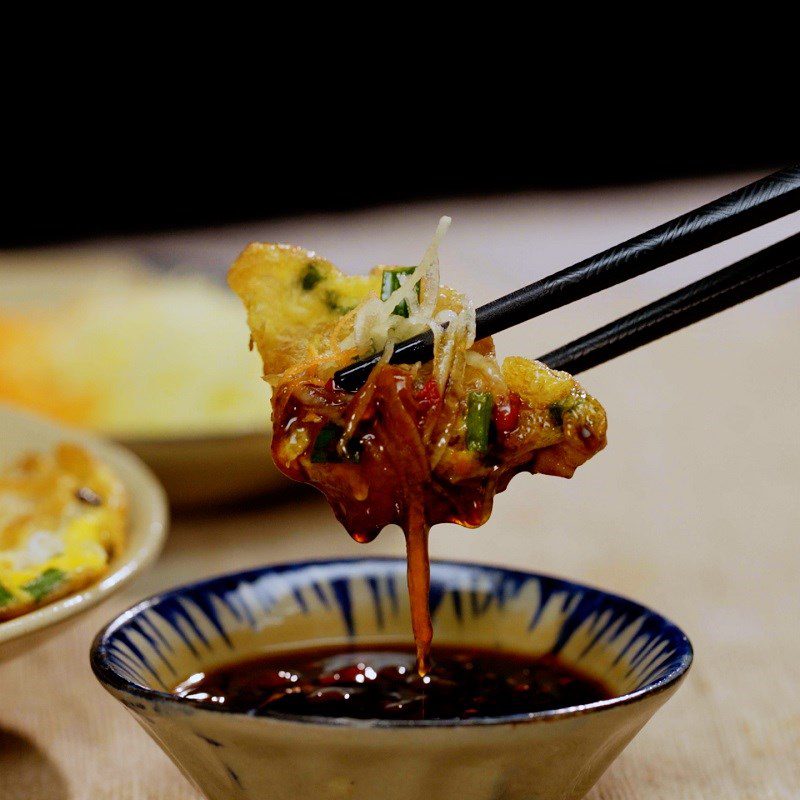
[334,165,800,391]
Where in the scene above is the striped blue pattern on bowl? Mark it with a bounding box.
[92,558,691,724]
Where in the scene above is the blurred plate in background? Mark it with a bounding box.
[0,404,168,662]
[0,250,289,509]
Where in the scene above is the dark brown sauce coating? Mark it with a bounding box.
[271,364,606,675]
[173,644,612,721]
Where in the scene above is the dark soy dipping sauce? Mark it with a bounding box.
[173,644,612,721]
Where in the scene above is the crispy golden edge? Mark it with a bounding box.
[228,243,380,378]
[228,242,607,475]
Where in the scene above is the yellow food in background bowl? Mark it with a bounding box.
[0,270,286,508]
[0,275,269,438]
[0,443,127,621]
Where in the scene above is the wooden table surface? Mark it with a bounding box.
[2,173,799,799]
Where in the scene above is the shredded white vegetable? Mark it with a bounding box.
[342,215,478,394]
[465,295,476,348]
[343,216,452,355]
[466,350,503,384]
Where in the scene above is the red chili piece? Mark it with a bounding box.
[493,392,521,433]
[415,378,441,411]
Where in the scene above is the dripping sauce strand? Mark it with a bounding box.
[404,516,432,675]
[273,366,448,675]
[271,363,606,677]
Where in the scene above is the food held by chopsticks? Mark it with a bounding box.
[0,443,127,621]
[229,219,607,672]
[0,274,269,438]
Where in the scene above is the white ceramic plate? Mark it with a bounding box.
[0,404,169,662]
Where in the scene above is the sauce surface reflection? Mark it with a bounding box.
[174,643,612,721]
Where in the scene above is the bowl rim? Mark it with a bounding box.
[0,405,170,647]
[90,557,693,729]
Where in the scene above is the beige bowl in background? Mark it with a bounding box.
[121,429,287,510]
[0,404,169,662]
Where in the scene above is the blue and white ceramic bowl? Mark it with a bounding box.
[91,558,692,800]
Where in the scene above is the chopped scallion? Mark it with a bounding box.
[0,581,13,607]
[301,262,324,290]
[548,403,564,427]
[549,394,581,427]
[310,423,362,463]
[311,423,342,463]
[22,568,65,602]
[381,267,418,317]
[324,290,356,315]
[466,392,493,453]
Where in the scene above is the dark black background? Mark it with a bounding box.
[7,136,791,249]
[5,58,795,248]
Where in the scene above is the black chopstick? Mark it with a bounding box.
[334,165,800,391]
[539,232,800,374]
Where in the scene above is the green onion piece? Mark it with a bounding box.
[381,267,418,318]
[22,568,65,602]
[549,394,581,427]
[301,262,324,291]
[466,392,493,453]
[548,403,564,427]
[311,423,363,463]
[0,581,13,607]
[323,290,356,316]
[311,423,342,463]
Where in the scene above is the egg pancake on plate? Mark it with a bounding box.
[0,443,127,621]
